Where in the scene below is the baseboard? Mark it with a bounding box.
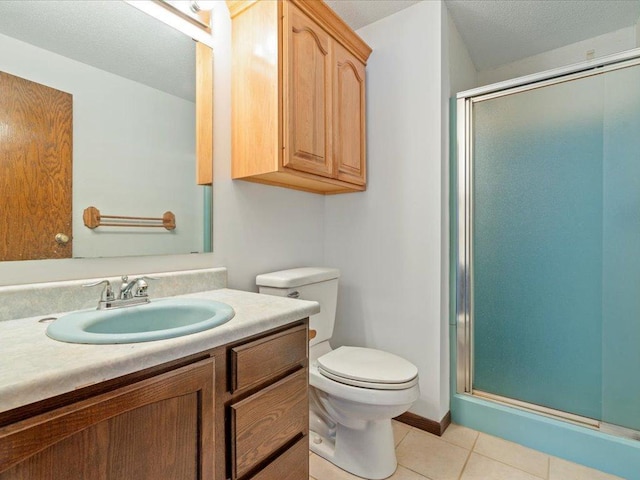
[394,410,451,436]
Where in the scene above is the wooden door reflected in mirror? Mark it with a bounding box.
[0,71,72,261]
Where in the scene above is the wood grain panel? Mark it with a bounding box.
[0,71,72,261]
[230,0,280,179]
[0,359,215,479]
[227,1,371,194]
[196,42,213,185]
[289,0,372,64]
[231,369,308,479]
[212,321,308,480]
[283,2,333,177]
[394,410,452,436]
[231,324,307,392]
[249,436,309,480]
[333,42,366,186]
[1,395,199,480]
[243,170,364,194]
[228,1,372,64]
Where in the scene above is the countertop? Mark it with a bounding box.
[0,288,320,414]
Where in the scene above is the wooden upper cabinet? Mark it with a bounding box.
[284,4,333,178]
[333,41,366,186]
[228,0,372,195]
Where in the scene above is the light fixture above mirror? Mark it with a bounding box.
[161,0,216,28]
[126,0,214,47]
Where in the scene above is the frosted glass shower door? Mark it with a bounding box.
[472,75,605,420]
[472,62,640,429]
[602,65,640,431]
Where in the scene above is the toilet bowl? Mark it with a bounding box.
[256,268,420,479]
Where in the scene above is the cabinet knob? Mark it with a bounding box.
[55,233,70,245]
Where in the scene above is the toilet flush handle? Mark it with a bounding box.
[287,290,300,298]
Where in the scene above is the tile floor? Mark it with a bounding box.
[309,421,625,480]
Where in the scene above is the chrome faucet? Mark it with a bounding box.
[83,279,115,309]
[84,275,155,310]
[119,275,150,300]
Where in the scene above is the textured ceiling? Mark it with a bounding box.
[324,0,422,30]
[0,1,195,101]
[2,1,637,95]
[445,0,640,70]
[326,0,640,71]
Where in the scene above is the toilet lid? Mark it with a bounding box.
[317,346,418,390]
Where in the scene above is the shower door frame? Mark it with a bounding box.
[455,48,640,437]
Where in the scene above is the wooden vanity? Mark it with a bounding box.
[0,290,315,480]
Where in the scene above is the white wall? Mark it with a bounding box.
[440,6,477,415]
[447,12,477,96]
[209,2,325,292]
[478,26,637,86]
[324,1,448,421]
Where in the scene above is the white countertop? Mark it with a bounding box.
[0,288,319,414]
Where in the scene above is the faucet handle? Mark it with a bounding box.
[120,275,158,299]
[121,275,158,283]
[83,279,115,302]
[133,276,159,297]
[133,278,149,297]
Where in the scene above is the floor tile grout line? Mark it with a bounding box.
[472,452,547,479]
[438,425,481,450]
[456,430,480,479]
[395,422,413,448]
[457,445,475,480]
[546,456,550,480]
[473,433,551,479]
[394,429,439,480]
[395,462,436,480]
[469,431,480,452]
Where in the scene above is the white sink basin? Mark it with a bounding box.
[46,298,235,344]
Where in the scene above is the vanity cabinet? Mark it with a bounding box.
[215,323,309,480]
[0,322,309,480]
[0,358,215,480]
[228,0,371,194]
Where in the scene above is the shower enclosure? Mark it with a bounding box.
[455,50,640,441]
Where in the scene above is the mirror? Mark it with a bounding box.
[0,0,212,262]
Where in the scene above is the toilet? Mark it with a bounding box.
[256,268,419,480]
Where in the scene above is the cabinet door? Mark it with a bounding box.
[283,3,333,178]
[0,358,215,480]
[333,41,367,186]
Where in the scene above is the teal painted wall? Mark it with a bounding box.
[203,185,212,253]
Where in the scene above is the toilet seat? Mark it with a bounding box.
[309,362,420,406]
[317,346,418,390]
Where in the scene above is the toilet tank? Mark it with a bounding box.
[256,268,339,347]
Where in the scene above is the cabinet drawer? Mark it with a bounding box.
[230,324,307,392]
[231,369,308,479]
[248,436,308,480]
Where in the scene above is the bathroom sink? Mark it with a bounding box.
[46,298,235,344]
